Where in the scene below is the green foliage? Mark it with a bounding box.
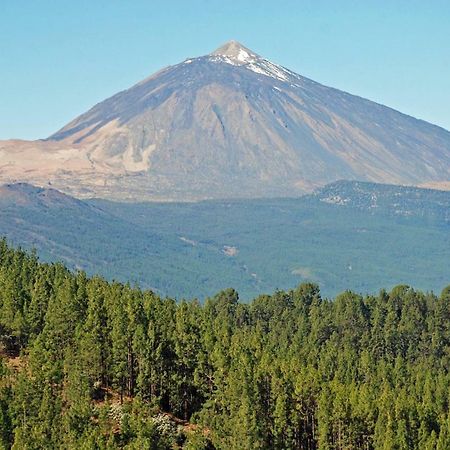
[0,242,449,449]
[2,181,450,301]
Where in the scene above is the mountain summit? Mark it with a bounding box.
[1,41,449,200]
[211,40,260,60]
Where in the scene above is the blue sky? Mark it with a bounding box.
[1,0,449,139]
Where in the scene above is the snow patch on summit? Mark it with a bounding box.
[207,54,297,82]
[237,48,251,62]
[208,40,298,82]
[246,59,292,81]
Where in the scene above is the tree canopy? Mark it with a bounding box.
[0,239,449,449]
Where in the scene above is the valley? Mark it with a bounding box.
[1,181,449,300]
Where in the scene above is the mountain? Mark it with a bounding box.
[1,181,449,299]
[1,41,449,201]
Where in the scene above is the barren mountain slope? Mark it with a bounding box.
[1,41,449,200]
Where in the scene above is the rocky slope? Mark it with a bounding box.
[1,41,449,200]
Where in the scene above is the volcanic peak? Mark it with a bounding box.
[206,40,295,82]
[210,40,259,63]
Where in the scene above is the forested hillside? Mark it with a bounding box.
[0,241,449,449]
[2,181,450,300]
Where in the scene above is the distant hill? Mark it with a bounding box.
[0,41,449,200]
[1,181,448,299]
[0,182,91,209]
[0,183,256,297]
[315,180,450,220]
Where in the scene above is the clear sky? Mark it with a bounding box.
[1,0,449,139]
